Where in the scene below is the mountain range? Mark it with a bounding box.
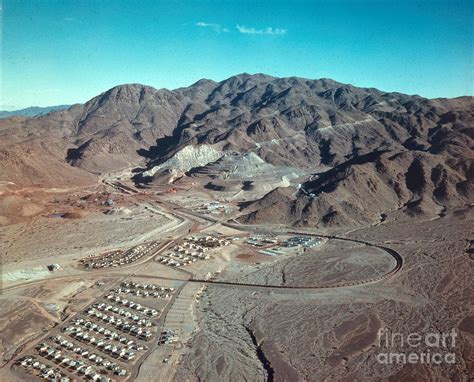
[0,105,71,119]
[1,73,472,227]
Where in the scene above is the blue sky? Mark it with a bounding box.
[2,0,472,108]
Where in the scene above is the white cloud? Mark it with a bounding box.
[194,22,286,35]
[236,25,287,36]
[195,21,229,33]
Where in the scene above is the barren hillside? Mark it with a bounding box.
[1,74,472,227]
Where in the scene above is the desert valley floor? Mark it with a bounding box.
[1,171,472,382]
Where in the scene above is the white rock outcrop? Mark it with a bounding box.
[143,145,222,177]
